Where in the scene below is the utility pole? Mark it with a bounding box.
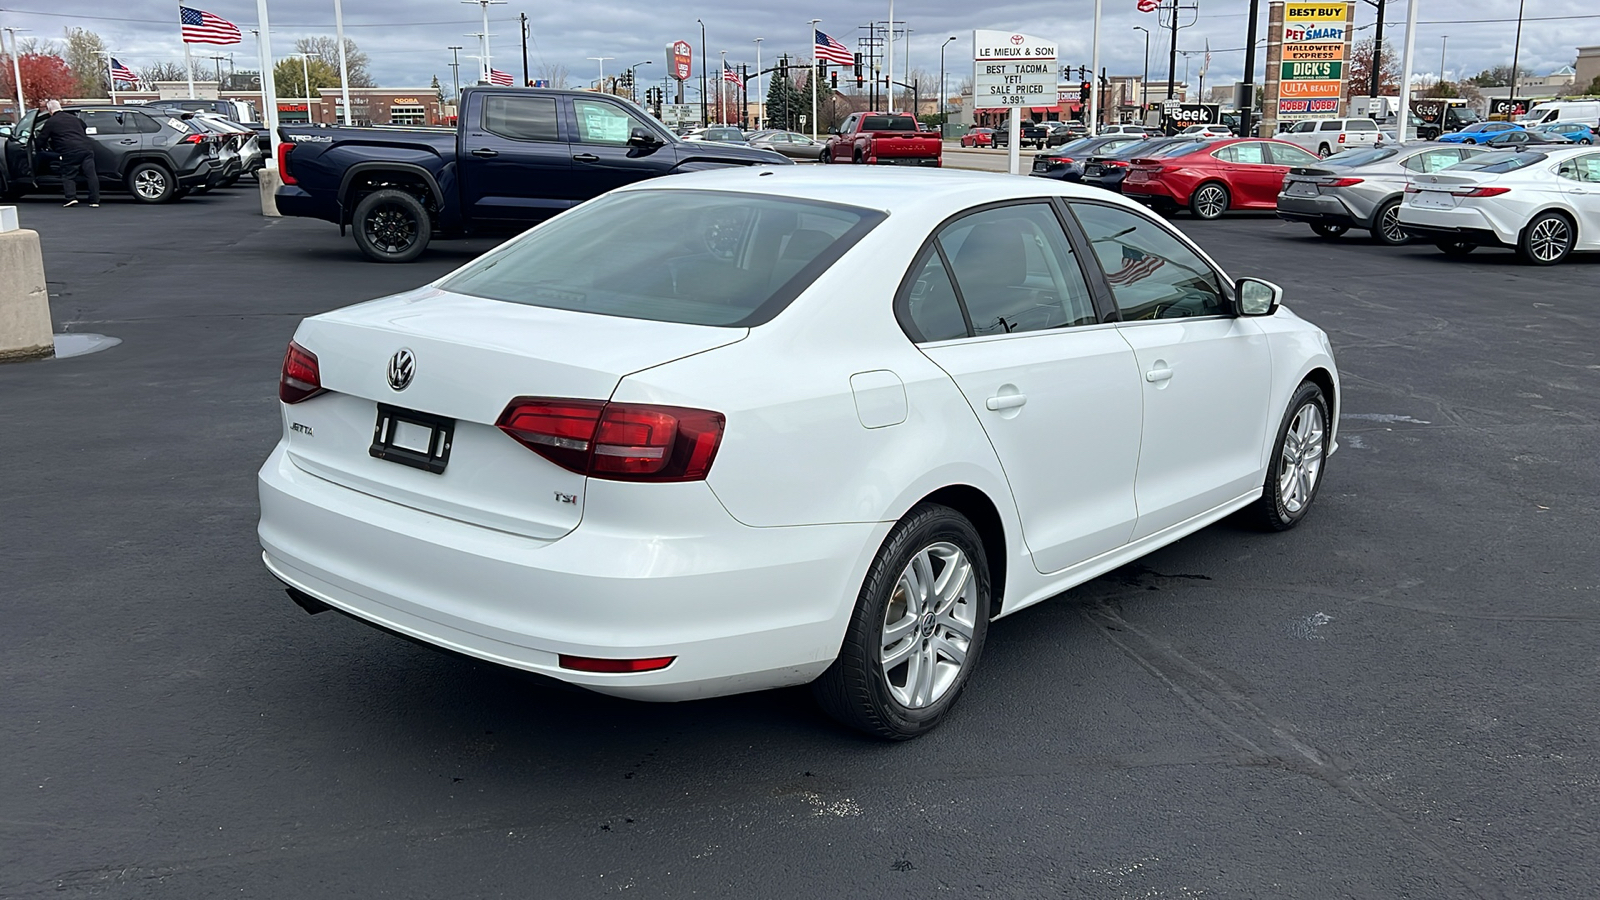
[1167,0,1179,99]
[1367,0,1387,97]
[447,45,462,100]
[1439,36,1448,87]
[1240,0,1261,138]
[1509,0,1526,102]
[520,13,529,86]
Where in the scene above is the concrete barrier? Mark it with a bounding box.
[258,165,282,217]
[0,209,54,362]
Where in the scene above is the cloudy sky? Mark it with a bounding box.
[3,0,1595,93]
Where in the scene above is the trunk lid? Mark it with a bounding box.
[283,287,746,540]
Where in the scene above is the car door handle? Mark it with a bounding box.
[469,147,498,158]
[572,153,600,162]
[1145,366,1174,383]
[985,393,1028,411]
[118,139,138,145]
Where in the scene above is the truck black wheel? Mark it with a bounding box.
[352,189,431,264]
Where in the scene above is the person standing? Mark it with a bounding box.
[35,100,100,208]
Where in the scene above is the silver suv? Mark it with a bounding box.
[1278,117,1382,157]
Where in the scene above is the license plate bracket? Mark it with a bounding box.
[370,404,455,474]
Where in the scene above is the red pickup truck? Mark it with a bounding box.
[824,112,942,167]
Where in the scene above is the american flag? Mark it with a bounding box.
[1105,245,1165,286]
[814,29,854,66]
[488,68,514,86]
[721,61,743,86]
[180,6,241,45]
[109,58,140,85]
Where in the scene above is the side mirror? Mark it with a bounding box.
[627,127,662,149]
[0,125,11,139]
[1236,277,1282,317]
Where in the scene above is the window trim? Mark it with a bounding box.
[892,198,1116,344]
[480,93,564,143]
[1057,197,1239,325]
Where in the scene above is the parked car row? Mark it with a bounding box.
[1,104,256,203]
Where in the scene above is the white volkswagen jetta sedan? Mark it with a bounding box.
[259,167,1338,739]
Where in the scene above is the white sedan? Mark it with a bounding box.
[1398,146,1600,265]
[258,168,1339,740]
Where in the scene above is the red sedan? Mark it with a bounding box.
[1121,137,1324,219]
[959,127,995,148]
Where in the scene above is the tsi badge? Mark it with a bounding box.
[387,348,416,391]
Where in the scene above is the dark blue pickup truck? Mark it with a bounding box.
[275,87,789,262]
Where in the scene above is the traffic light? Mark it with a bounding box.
[830,71,838,89]
[1079,81,1091,102]
[854,52,863,86]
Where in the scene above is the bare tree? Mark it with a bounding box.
[140,61,190,84]
[294,36,373,87]
[535,62,569,89]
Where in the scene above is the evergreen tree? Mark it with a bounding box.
[764,60,807,131]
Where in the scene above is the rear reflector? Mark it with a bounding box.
[559,654,675,673]
[497,398,725,482]
[279,341,324,404]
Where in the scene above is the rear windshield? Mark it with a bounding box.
[1449,151,1546,173]
[862,115,917,131]
[1322,148,1397,167]
[441,190,885,327]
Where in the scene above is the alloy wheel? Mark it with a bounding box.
[1278,403,1326,514]
[134,170,166,200]
[1195,185,1227,218]
[365,204,418,255]
[1528,217,1571,263]
[1379,204,1407,243]
[880,541,977,710]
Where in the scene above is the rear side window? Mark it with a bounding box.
[1215,142,1267,163]
[483,96,560,142]
[1347,119,1378,131]
[130,113,162,134]
[902,252,969,342]
[1318,121,1341,132]
[441,191,883,327]
[1401,148,1465,172]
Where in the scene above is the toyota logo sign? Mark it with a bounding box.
[387,348,416,391]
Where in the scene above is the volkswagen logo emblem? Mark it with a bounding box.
[387,348,416,391]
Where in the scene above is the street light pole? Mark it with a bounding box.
[1439,36,1448,87]
[447,46,462,101]
[1134,26,1149,111]
[697,18,707,126]
[1166,0,1179,99]
[628,61,652,104]
[298,51,312,118]
[1240,0,1262,138]
[2,24,25,116]
[753,38,763,130]
[939,36,956,119]
[587,56,614,93]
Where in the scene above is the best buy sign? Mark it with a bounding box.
[1282,60,1343,80]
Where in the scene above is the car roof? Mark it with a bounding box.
[613,166,1162,220]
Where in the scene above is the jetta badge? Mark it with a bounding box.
[387,348,416,391]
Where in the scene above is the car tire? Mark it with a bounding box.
[1311,222,1348,239]
[1247,381,1330,532]
[1516,211,1575,266]
[1317,143,1332,157]
[812,503,991,741]
[1435,240,1477,257]
[352,188,432,264]
[126,162,176,204]
[1189,182,1230,219]
[1370,199,1409,245]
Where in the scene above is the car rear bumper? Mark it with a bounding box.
[257,442,885,701]
[1397,203,1516,246]
[1123,180,1179,204]
[273,184,330,221]
[1276,194,1357,227]
[175,159,221,189]
[870,156,941,167]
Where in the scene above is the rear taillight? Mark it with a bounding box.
[1404,184,1421,193]
[1105,160,1128,168]
[279,341,324,404]
[1338,133,1346,143]
[1459,186,1510,198]
[1326,177,1364,187]
[496,398,725,482]
[277,142,296,184]
[181,133,205,144]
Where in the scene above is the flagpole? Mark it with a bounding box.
[100,51,118,105]
[333,0,352,124]
[256,0,280,160]
[886,0,893,113]
[1089,0,1102,130]
[719,50,726,124]
[809,19,820,141]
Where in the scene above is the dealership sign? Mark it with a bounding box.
[972,30,1058,110]
[668,40,692,82]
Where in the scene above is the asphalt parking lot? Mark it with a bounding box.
[3,182,1597,899]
